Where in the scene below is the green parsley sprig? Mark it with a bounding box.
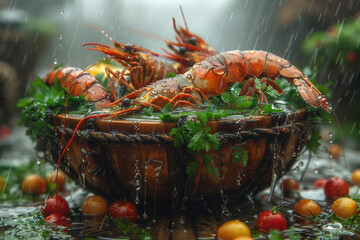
[232,145,248,166]
[17,77,88,140]
[169,111,227,177]
[219,82,257,109]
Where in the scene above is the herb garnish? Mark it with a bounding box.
[169,111,227,177]
[232,145,248,166]
[254,78,281,101]
[110,218,152,239]
[17,77,88,140]
[220,82,257,108]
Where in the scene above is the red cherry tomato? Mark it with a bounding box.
[42,195,70,217]
[44,213,71,227]
[346,51,358,63]
[281,178,300,193]
[257,207,287,233]
[108,201,137,223]
[0,176,5,191]
[313,178,327,188]
[324,177,349,198]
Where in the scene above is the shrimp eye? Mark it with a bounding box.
[125,44,133,52]
[179,46,187,54]
[186,73,194,80]
[121,98,131,107]
[188,37,197,45]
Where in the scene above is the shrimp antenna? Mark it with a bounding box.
[179,5,189,31]
[86,24,116,43]
[128,26,167,42]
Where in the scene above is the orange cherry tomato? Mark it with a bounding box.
[294,199,321,216]
[233,236,254,240]
[21,174,46,195]
[332,197,359,218]
[46,171,66,191]
[328,144,342,160]
[351,169,360,185]
[82,195,108,216]
[217,220,252,240]
[281,178,300,193]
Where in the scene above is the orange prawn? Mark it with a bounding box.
[161,17,218,73]
[184,50,330,112]
[43,66,111,107]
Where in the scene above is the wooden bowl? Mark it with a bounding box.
[39,110,311,206]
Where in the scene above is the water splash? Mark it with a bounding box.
[145,159,164,223]
[142,163,148,220]
[220,189,230,216]
[79,147,90,188]
[268,138,279,202]
[134,157,141,205]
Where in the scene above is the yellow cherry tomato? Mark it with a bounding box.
[217,220,252,240]
[21,174,46,195]
[294,199,321,216]
[332,197,359,218]
[351,169,360,185]
[233,236,254,240]
[82,195,108,216]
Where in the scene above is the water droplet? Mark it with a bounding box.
[59,34,63,40]
[134,194,140,204]
[60,10,64,15]
[134,181,141,191]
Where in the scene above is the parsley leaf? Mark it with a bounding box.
[232,145,248,166]
[169,112,222,177]
[17,77,88,140]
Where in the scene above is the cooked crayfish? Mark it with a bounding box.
[185,50,330,112]
[83,19,217,98]
[83,41,177,94]
[43,66,111,107]
[161,18,218,73]
[107,50,330,117]
[106,74,210,118]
